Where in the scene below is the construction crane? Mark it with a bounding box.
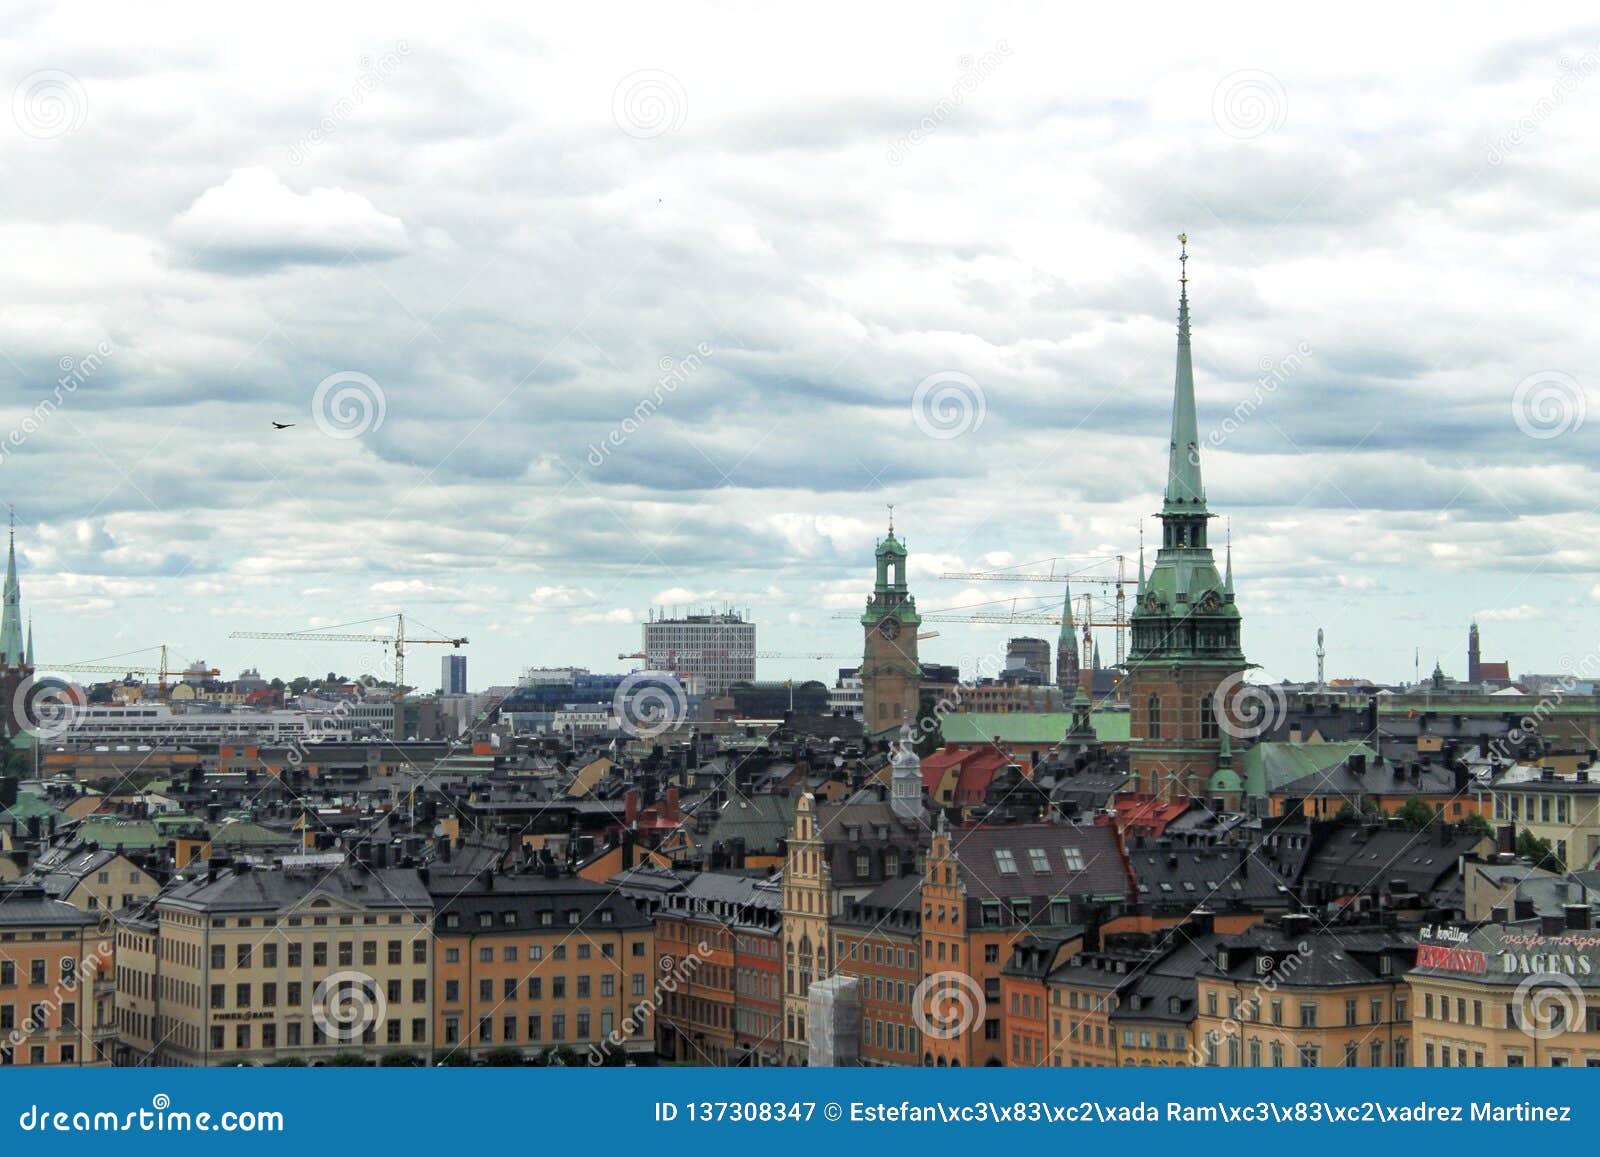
[231,613,467,740]
[940,555,1133,666]
[55,644,221,696]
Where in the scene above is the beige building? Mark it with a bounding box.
[117,863,434,1066]
[1194,917,1414,1068]
[1408,908,1600,1067]
[1490,771,1600,872]
[37,847,159,913]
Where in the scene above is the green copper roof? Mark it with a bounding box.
[1127,240,1243,668]
[1057,581,1076,643]
[940,710,1130,745]
[1231,740,1377,800]
[1164,247,1205,514]
[1,526,23,667]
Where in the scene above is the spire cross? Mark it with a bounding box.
[886,503,894,534]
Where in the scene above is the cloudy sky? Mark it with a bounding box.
[1,3,1597,690]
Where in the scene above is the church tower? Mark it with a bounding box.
[859,512,921,737]
[1055,582,1080,693]
[890,724,923,818]
[1,517,34,740]
[1467,620,1481,683]
[1126,237,1247,800]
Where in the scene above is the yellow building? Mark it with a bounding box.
[1490,771,1600,872]
[1409,908,1600,1067]
[430,873,654,1062]
[36,847,159,913]
[1194,915,1413,1068]
[0,884,115,1066]
[120,862,434,1066]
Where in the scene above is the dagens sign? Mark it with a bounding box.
[1417,923,1600,980]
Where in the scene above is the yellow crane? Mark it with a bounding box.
[55,644,221,697]
[230,613,467,740]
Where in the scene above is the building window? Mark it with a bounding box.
[1147,695,1161,739]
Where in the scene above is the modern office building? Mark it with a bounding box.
[643,612,755,696]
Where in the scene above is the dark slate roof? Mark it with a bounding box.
[947,823,1131,905]
[1203,919,1416,987]
[432,873,650,931]
[0,885,99,928]
[1126,843,1295,912]
[835,873,922,933]
[1300,823,1488,898]
[160,865,431,913]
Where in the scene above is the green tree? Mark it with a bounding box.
[1515,829,1562,870]
[1460,812,1495,840]
[1396,795,1439,830]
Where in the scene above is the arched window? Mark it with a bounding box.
[1147,694,1162,740]
[1201,693,1220,740]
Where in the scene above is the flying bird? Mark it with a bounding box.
[271,421,295,430]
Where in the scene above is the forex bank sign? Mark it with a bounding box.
[1417,923,1600,979]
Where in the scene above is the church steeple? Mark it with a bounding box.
[1,513,25,670]
[1055,582,1080,692]
[1125,236,1247,802]
[1165,234,1206,513]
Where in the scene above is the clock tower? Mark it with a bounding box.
[1126,237,1248,801]
[860,513,922,737]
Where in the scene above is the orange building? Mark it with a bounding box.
[0,885,115,1066]
[833,875,924,1066]
[920,820,1131,1067]
[431,873,654,1062]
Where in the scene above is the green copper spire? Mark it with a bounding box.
[1165,234,1205,513]
[1,516,23,669]
[1057,581,1075,642]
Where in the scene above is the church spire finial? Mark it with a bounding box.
[886,503,894,535]
[1165,234,1204,511]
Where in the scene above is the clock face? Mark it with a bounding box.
[1201,592,1221,612]
[1145,591,1160,612]
[878,617,902,641]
